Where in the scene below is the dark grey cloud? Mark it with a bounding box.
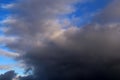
[2,0,120,80]
[18,75,34,80]
[0,70,16,80]
[19,24,120,80]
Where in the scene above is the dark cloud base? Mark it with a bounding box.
[0,70,16,80]
[18,27,120,80]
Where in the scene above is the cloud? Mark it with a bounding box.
[18,75,34,80]
[0,70,16,80]
[0,65,12,70]
[18,23,120,80]
[95,0,120,24]
[0,3,15,9]
[1,0,120,80]
[2,0,84,51]
[0,16,17,25]
[0,49,19,58]
[0,36,18,45]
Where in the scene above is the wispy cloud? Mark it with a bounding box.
[0,3,15,9]
[0,36,18,45]
[0,65,12,70]
[0,49,19,58]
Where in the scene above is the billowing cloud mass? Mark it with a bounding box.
[0,70,16,80]
[1,0,120,80]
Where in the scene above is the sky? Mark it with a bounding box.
[1,0,120,80]
[0,0,25,76]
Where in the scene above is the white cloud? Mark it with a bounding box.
[0,16,16,24]
[0,49,19,58]
[0,3,15,9]
[0,36,18,44]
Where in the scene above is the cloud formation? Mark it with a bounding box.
[0,70,16,80]
[1,0,120,80]
[0,49,19,58]
[3,0,83,51]
[95,0,120,24]
[0,65,12,70]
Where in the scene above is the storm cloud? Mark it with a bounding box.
[1,0,120,80]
